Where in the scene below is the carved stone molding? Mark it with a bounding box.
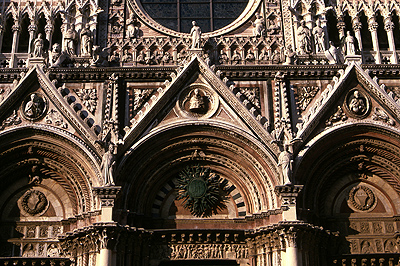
[93,186,121,207]
[275,185,303,206]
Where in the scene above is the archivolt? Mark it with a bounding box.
[119,123,279,216]
[0,125,101,214]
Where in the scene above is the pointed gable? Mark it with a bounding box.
[296,63,400,147]
[0,66,100,147]
[122,55,279,156]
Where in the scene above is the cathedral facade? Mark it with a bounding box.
[1,0,400,265]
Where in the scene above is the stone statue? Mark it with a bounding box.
[101,143,116,186]
[49,43,67,68]
[297,20,312,54]
[33,33,44,58]
[251,13,265,37]
[348,90,366,115]
[189,89,205,112]
[91,45,110,67]
[283,44,296,65]
[80,25,92,56]
[126,14,139,40]
[313,20,326,53]
[345,31,356,55]
[219,50,228,64]
[121,49,132,63]
[190,21,201,49]
[232,50,241,64]
[64,23,77,55]
[325,41,340,64]
[278,146,292,185]
[245,50,255,61]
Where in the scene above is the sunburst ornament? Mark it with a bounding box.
[176,165,232,217]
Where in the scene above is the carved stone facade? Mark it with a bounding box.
[1,0,400,266]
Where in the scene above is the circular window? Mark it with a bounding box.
[140,0,248,33]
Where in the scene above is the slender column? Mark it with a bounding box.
[384,16,398,63]
[45,21,54,48]
[283,229,300,266]
[11,23,20,54]
[368,16,381,64]
[27,24,36,54]
[337,17,346,40]
[10,23,20,68]
[352,16,363,52]
[0,25,4,52]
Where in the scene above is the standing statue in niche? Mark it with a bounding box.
[345,31,356,55]
[101,143,116,186]
[251,13,265,37]
[126,14,139,40]
[49,43,67,67]
[190,21,201,49]
[278,146,292,185]
[64,23,78,55]
[312,20,326,53]
[297,20,312,54]
[80,24,92,56]
[33,33,44,58]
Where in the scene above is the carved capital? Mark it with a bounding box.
[12,24,20,32]
[45,23,54,34]
[368,22,379,32]
[284,227,298,248]
[28,24,37,33]
[336,21,346,31]
[352,22,362,31]
[385,22,395,32]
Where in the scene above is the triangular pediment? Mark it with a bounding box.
[123,55,279,155]
[0,66,100,148]
[295,63,400,147]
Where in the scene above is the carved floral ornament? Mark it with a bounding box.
[177,84,219,118]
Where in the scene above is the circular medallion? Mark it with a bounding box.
[21,93,48,121]
[188,178,207,198]
[347,185,376,212]
[177,84,219,119]
[345,89,370,119]
[19,190,49,216]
